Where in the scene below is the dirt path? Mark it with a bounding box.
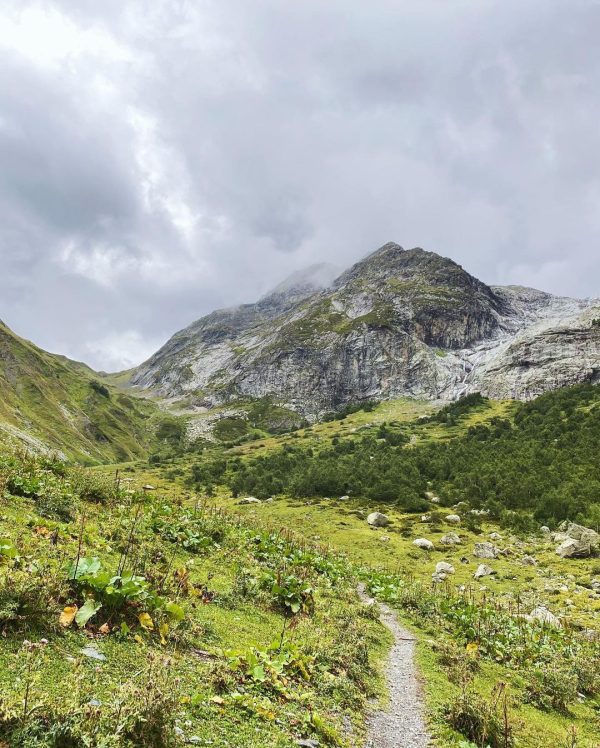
[358,584,431,748]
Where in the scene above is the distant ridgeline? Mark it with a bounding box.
[202,384,599,528]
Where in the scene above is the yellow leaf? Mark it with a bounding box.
[138,612,154,631]
[59,606,78,627]
[134,634,144,644]
[466,642,479,654]
[210,696,224,705]
[159,622,169,645]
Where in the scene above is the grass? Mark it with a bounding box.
[0,322,161,463]
[0,450,386,747]
[115,393,600,747]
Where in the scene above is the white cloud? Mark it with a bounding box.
[0,0,599,370]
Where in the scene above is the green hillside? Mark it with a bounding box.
[0,321,158,463]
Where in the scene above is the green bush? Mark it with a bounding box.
[523,663,578,712]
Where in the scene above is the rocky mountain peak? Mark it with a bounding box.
[128,241,599,416]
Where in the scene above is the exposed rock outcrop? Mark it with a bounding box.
[128,243,599,416]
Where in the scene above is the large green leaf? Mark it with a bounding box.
[75,598,102,627]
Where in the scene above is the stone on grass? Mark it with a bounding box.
[435,561,455,575]
[339,495,350,501]
[473,542,498,560]
[473,564,495,579]
[521,555,538,566]
[440,532,461,545]
[528,606,561,628]
[445,514,461,525]
[555,522,599,558]
[413,538,434,551]
[238,497,261,505]
[367,512,390,527]
[540,526,550,534]
[489,532,502,541]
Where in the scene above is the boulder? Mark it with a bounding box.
[521,555,537,566]
[445,514,461,525]
[420,514,432,523]
[432,571,448,583]
[555,523,600,558]
[238,497,261,505]
[474,564,495,579]
[554,522,600,558]
[339,495,350,501]
[540,526,550,534]
[413,538,434,551]
[528,606,561,628]
[435,561,455,575]
[473,542,498,559]
[367,512,390,527]
[440,532,461,545]
[489,532,502,541]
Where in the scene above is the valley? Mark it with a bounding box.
[0,245,598,748]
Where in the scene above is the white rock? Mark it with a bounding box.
[420,514,431,523]
[528,606,561,628]
[540,526,550,534]
[339,495,350,501]
[521,555,537,566]
[489,532,502,541]
[446,514,461,525]
[474,564,495,579]
[435,561,455,575]
[473,542,498,559]
[367,512,390,527]
[238,497,262,505]
[413,538,434,551]
[440,532,461,545]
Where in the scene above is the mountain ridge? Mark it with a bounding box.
[128,242,600,416]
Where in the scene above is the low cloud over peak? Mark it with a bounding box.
[1,0,599,370]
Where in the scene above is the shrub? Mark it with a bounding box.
[444,684,514,748]
[523,663,578,712]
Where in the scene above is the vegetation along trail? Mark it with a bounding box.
[359,583,431,748]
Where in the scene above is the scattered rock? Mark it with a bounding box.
[142,484,156,491]
[435,562,455,575]
[521,555,537,566]
[339,495,350,501]
[555,522,600,558]
[445,514,461,525]
[528,606,561,628]
[440,532,461,545]
[380,535,391,543]
[238,497,261,505]
[367,512,390,527]
[489,532,502,541]
[420,514,431,523]
[540,526,550,534]
[474,564,495,579]
[296,739,320,748]
[413,538,434,551]
[431,572,448,583]
[473,542,498,560]
[80,647,106,661]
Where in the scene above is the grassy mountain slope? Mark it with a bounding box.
[0,449,384,747]
[123,385,600,747]
[0,321,158,463]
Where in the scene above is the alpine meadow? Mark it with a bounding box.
[1,3,600,748]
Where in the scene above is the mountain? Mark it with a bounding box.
[129,242,599,417]
[0,320,157,462]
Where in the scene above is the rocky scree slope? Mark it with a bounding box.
[130,243,599,416]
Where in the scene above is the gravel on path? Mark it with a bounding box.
[358,584,431,748]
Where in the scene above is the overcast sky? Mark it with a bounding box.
[1,1,599,371]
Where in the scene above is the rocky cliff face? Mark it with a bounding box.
[130,243,599,416]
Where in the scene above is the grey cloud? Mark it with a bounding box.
[0,0,599,370]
